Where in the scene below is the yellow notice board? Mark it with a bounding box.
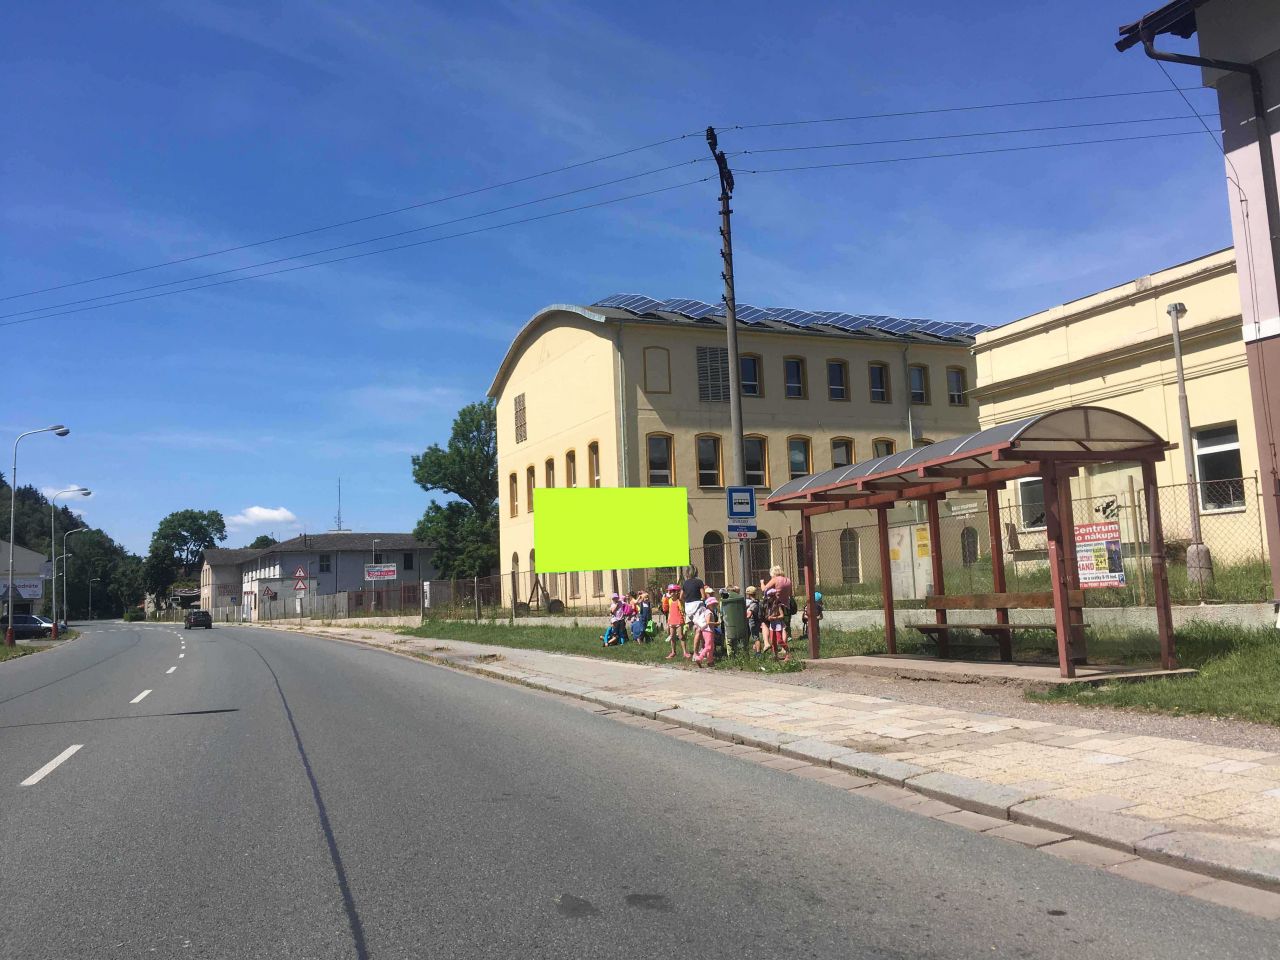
[914,526,931,558]
[534,487,691,572]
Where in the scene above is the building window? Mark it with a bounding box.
[908,364,930,404]
[647,433,674,486]
[947,367,968,406]
[319,554,331,574]
[588,442,601,487]
[510,553,520,604]
[373,552,384,564]
[783,357,806,399]
[566,450,577,487]
[1194,423,1246,511]
[545,458,555,488]
[508,473,518,517]
[872,438,896,458]
[403,551,414,571]
[787,436,811,480]
[569,571,579,598]
[514,393,527,443]
[703,531,725,586]
[528,549,536,595]
[839,529,860,583]
[744,436,768,487]
[961,527,979,567]
[915,437,934,448]
[832,438,854,468]
[526,465,535,512]
[696,344,730,402]
[643,346,671,393]
[869,362,890,403]
[827,359,848,401]
[697,435,722,488]
[740,354,762,397]
[1019,477,1046,530]
[592,570,603,596]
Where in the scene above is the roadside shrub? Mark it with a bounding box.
[123,609,145,622]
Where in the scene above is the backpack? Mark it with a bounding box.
[787,596,798,616]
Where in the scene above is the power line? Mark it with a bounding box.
[0,130,705,303]
[0,175,715,329]
[732,115,1216,156]
[0,156,711,322]
[739,130,1205,175]
[722,87,1217,131]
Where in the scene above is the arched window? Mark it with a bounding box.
[646,432,674,486]
[703,531,725,587]
[569,571,580,598]
[508,473,518,517]
[528,549,536,595]
[592,570,603,595]
[840,529,860,583]
[545,458,555,488]
[526,465,535,512]
[961,526,979,567]
[565,449,577,487]
[510,553,520,605]
[588,441,601,487]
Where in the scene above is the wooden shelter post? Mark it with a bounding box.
[1041,467,1076,678]
[801,511,820,659]
[925,496,948,657]
[1142,460,1178,669]
[984,486,1013,662]
[876,506,896,654]
[1056,470,1088,664]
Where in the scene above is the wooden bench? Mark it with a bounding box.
[906,591,1085,662]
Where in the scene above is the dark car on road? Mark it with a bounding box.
[8,614,52,639]
[184,609,213,630]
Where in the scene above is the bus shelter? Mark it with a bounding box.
[765,406,1176,678]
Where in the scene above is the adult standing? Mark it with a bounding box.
[681,566,705,629]
[759,565,793,646]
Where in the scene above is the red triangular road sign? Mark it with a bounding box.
[294,579,307,591]
[293,566,307,578]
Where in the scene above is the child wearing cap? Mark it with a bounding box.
[605,593,627,646]
[745,586,764,655]
[763,587,790,662]
[664,584,689,659]
[691,593,719,667]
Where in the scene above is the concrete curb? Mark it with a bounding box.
[251,623,1280,894]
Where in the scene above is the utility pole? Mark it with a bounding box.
[706,127,750,587]
[1168,302,1213,589]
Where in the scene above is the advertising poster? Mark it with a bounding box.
[1074,521,1125,588]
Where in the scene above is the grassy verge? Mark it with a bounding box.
[0,644,40,662]
[1028,623,1280,725]
[403,620,802,672]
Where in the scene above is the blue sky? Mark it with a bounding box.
[1,1,1229,554]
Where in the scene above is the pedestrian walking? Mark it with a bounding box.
[691,594,718,667]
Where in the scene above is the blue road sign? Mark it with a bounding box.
[727,522,758,540]
[726,486,757,519]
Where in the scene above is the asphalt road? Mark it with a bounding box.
[0,622,1272,959]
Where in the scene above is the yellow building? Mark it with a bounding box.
[488,295,983,606]
[973,248,1265,565]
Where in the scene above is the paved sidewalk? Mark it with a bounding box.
[262,622,1280,892]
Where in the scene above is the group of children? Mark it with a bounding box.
[604,590,655,645]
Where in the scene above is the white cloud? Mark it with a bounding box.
[227,505,298,530]
[41,486,94,502]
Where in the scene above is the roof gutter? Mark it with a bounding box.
[1128,16,1280,326]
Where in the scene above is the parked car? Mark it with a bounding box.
[34,615,69,634]
[184,609,213,630]
[8,614,52,639]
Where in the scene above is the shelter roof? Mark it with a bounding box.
[767,406,1170,512]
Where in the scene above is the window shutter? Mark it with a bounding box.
[696,345,729,402]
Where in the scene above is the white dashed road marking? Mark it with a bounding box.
[21,745,83,786]
[179,653,185,659]
[130,689,152,704]
[166,666,176,674]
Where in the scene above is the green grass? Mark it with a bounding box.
[0,644,40,662]
[401,620,803,673]
[1028,622,1280,725]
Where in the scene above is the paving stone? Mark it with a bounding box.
[853,783,922,807]
[1074,794,1139,813]
[780,737,856,765]
[831,751,928,785]
[822,772,878,791]
[1040,839,1138,869]
[904,798,961,817]
[1186,880,1280,919]
[906,771,1038,819]
[1011,798,1174,852]
[1108,858,1215,893]
[1137,831,1280,889]
[759,756,811,771]
[788,765,850,782]
[987,823,1070,848]
[934,809,1007,832]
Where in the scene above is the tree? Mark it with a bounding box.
[411,400,497,577]
[145,509,227,601]
[246,534,277,550]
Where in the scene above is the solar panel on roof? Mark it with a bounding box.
[661,298,722,318]
[734,304,774,324]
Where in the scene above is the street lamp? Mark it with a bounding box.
[7,424,70,646]
[62,527,87,625]
[49,485,91,639]
[88,577,101,620]
[371,538,381,612]
[1168,302,1214,589]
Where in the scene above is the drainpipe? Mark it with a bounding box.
[1135,22,1280,343]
